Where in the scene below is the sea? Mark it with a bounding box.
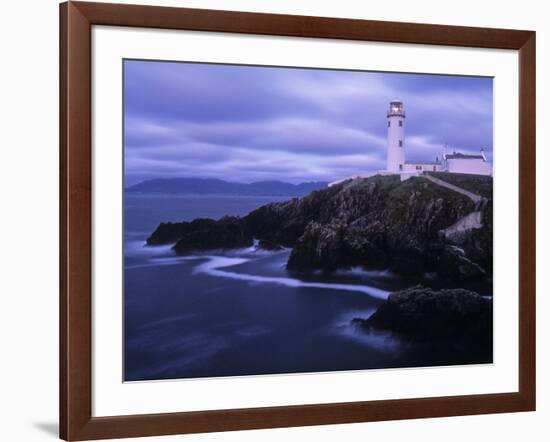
[124,193,488,382]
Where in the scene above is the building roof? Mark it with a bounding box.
[404,160,441,165]
[445,153,484,160]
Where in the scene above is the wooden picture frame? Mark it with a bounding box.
[59,1,536,440]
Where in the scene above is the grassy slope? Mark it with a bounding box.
[425,172,493,199]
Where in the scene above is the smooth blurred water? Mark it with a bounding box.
[123,193,490,382]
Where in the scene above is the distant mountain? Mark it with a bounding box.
[126,178,328,197]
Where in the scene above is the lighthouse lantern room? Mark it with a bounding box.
[386,100,406,173]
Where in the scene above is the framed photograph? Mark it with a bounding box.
[60,1,536,440]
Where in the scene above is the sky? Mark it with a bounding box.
[124,59,493,186]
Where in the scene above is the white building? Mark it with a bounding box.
[445,150,492,175]
[386,100,492,177]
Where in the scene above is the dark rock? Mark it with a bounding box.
[286,218,389,273]
[437,245,487,282]
[287,220,347,273]
[353,285,492,343]
[388,243,426,276]
[342,220,388,269]
[171,216,253,253]
[246,199,308,247]
[256,239,284,251]
[146,221,191,246]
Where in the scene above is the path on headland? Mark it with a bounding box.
[421,173,489,238]
[422,174,484,204]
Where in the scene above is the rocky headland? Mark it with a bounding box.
[147,173,493,284]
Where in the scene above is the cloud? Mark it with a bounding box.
[124,60,493,185]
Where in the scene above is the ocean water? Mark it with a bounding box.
[124,193,484,382]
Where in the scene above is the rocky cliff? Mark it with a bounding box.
[146,174,493,283]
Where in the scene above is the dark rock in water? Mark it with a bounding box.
[146,174,493,282]
[388,244,427,276]
[170,216,253,253]
[146,221,192,246]
[286,219,390,274]
[256,239,284,251]
[245,196,318,247]
[287,220,347,273]
[352,285,493,363]
[342,219,388,269]
[437,245,487,282]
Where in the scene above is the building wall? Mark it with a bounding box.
[402,163,444,173]
[446,159,492,175]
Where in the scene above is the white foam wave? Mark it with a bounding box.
[224,243,291,258]
[125,240,174,258]
[125,248,391,299]
[125,256,200,270]
[193,256,391,300]
[338,267,397,279]
[334,309,402,352]
[343,326,402,352]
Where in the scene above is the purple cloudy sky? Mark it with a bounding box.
[124,59,493,186]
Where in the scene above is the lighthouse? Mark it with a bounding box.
[386,100,406,172]
[328,99,492,187]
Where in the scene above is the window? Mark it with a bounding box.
[399,120,403,127]
[433,166,436,171]
[388,121,391,127]
[416,165,422,170]
[399,140,403,147]
[399,164,403,171]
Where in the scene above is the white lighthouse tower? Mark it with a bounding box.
[386,100,406,172]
